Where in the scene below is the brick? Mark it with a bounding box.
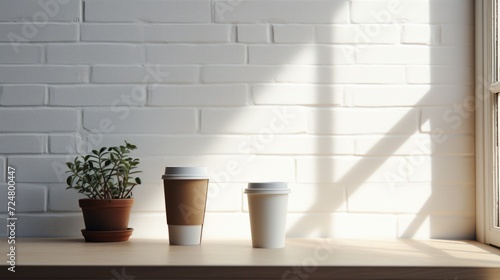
[0,23,78,42]
[49,134,86,154]
[0,184,47,212]
[441,25,474,46]
[355,134,474,156]
[0,0,81,22]
[146,44,245,64]
[214,0,349,23]
[351,0,473,24]
[0,44,43,63]
[0,158,5,182]
[201,107,307,133]
[277,66,406,84]
[402,25,440,45]
[47,44,145,64]
[356,46,471,65]
[149,85,247,106]
[249,45,352,65]
[252,84,343,105]
[307,108,418,134]
[83,108,197,134]
[253,135,355,155]
[273,25,314,43]
[48,184,86,212]
[202,66,280,83]
[345,85,471,107]
[408,156,474,184]
[319,213,397,238]
[145,25,231,43]
[96,135,250,155]
[420,107,474,133]
[85,0,211,23]
[81,24,144,42]
[0,134,45,154]
[406,66,473,85]
[315,24,400,44]
[0,108,77,132]
[237,24,270,43]
[398,215,474,239]
[10,213,83,237]
[50,85,146,106]
[0,66,89,83]
[203,213,251,239]
[8,156,69,183]
[296,156,407,183]
[1,85,46,105]
[91,65,198,84]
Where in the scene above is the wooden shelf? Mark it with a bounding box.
[1,238,500,279]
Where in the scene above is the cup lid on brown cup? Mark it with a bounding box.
[245,182,290,194]
[162,166,209,180]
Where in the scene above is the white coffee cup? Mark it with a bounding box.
[245,182,290,248]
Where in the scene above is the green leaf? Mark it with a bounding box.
[92,149,98,155]
[135,177,142,184]
[99,147,106,154]
[66,176,72,186]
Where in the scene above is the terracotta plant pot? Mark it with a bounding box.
[79,198,134,242]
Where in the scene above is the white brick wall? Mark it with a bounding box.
[0,0,475,240]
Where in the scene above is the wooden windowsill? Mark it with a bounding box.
[1,238,500,279]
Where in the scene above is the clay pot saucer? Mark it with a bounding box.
[81,228,133,242]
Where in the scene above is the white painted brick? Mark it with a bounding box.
[408,156,474,184]
[205,183,243,212]
[277,66,407,84]
[202,65,280,83]
[345,85,471,107]
[296,156,407,184]
[0,44,43,64]
[0,184,47,212]
[307,108,418,134]
[441,25,474,46]
[49,134,86,154]
[0,23,78,42]
[127,213,169,239]
[81,24,144,42]
[398,215,475,239]
[253,84,343,105]
[0,0,81,22]
[83,108,197,134]
[11,213,83,237]
[96,135,250,155]
[145,25,231,43]
[214,0,349,23]
[8,156,68,183]
[47,44,145,64]
[315,24,400,44]
[355,134,474,156]
[237,24,270,43]
[0,134,45,154]
[48,184,86,212]
[420,107,474,133]
[249,45,352,65]
[202,213,251,239]
[0,108,77,132]
[0,158,4,182]
[0,66,89,83]
[149,85,247,106]
[284,214,332,237]
[351,0,473,24]
[146,44,245,64]
[273,25,314,43]
[356,46,472,65]
[127,183,164,212]
[50,85,146,106]
[0,85,46,105]
[202,107,307,134]
[253,135,355,155]
[85,0,211,23]
[406,66,473,85]
[402,25,440,45]
[91,65,199,84]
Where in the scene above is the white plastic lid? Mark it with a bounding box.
[162,167,209,180]
[244,182,290,194]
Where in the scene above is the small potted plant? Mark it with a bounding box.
[65,141,142,242]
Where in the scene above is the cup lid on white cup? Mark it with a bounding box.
[244,182,291,194]
[162,167,209,180]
